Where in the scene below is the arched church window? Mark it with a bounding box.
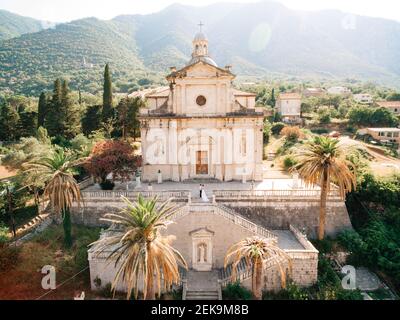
[196,95,207,106]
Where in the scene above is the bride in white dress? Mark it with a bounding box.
[201,188,209,202]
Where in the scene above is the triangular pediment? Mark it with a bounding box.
[189,227,215,237]
[167,60,234,80]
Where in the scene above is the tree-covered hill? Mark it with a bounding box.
[0,17,151,96]
[0,9,48,41]
[1,2,400,96]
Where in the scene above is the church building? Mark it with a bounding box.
[86,28,324,299]
[137,30,265,182]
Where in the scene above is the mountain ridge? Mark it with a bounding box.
[0,9,54,41]
[1,2,400,95]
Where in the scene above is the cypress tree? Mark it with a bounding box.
[82,105,102,136]
[0,101,20,141]
[127,97,144,141]
[78,89,82,105]
[270,88,276,108]
[45,79,63,137]
[61,80,81,139]
[38,92,47,127]
[102,64,114,122]
[116,97,144,140]
[17,104,38,138]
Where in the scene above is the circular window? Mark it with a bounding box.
[196,95,207,106]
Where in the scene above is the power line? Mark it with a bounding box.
[35,266,89,300]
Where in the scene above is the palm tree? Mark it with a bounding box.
[293,136,356,240]
[90,195,187,300]
[23,149,82,247]
[225,237,292,300]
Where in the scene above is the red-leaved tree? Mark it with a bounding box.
[85,140,142,183]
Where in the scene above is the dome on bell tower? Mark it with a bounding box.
[188,22,218,67]
[194,31,207,42]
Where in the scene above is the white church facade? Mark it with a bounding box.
[137,31,265,182]
[84,30,334,299]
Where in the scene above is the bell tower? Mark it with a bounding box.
[192,22,209,58]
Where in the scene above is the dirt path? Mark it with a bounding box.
[0,165,16,180]
[339,137,400,177]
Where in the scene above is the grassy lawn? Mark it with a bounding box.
[0,224,101,300]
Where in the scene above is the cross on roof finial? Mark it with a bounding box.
[198,21,204,32]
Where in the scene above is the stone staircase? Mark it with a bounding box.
[168,203,277,241]
[219,258,250,285]
[184,270,221,301]
[9,213,51,239]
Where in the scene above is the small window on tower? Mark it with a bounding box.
[196,95,207,106]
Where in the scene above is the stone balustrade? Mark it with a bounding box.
[213,189,341,201]
[81,190,191,202]
[167,203,278,241]
[214,204,278,240]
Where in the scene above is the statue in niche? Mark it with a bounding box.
[197,243,208,263]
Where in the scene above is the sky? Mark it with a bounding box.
[0,0,400,23]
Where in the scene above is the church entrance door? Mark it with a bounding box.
[196,151,209,175]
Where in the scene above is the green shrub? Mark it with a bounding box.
[263,119,272,143]
[271,122,285,135]
[100,180,115,190]
[93,276,102,289]
[318,113,331,124]
[171,288,183,300]
[317,257,341,287]
[283,156,298,171]
[338,230,367,256]
[263,282,309,300]
[276,139,296,156]
[51,135,72,148]
[74,246,89,270]
[336,289,364,300]
[311,128,329,135]
[101,283,113,298]
[222,282,252,300]
[312,238,334,254]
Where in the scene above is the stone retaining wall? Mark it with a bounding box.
[223,199,352,238]
[73,196,352,239]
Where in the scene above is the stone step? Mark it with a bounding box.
[183,179,220,184]
[186,296,219,301]
[186,291,219,300]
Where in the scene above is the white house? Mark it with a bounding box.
[366,128,400,144]
[276,92,302,124]
[303,88,326,98]
[327,86,352,96]
[354,94,373,104]
[377,101,400,115]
